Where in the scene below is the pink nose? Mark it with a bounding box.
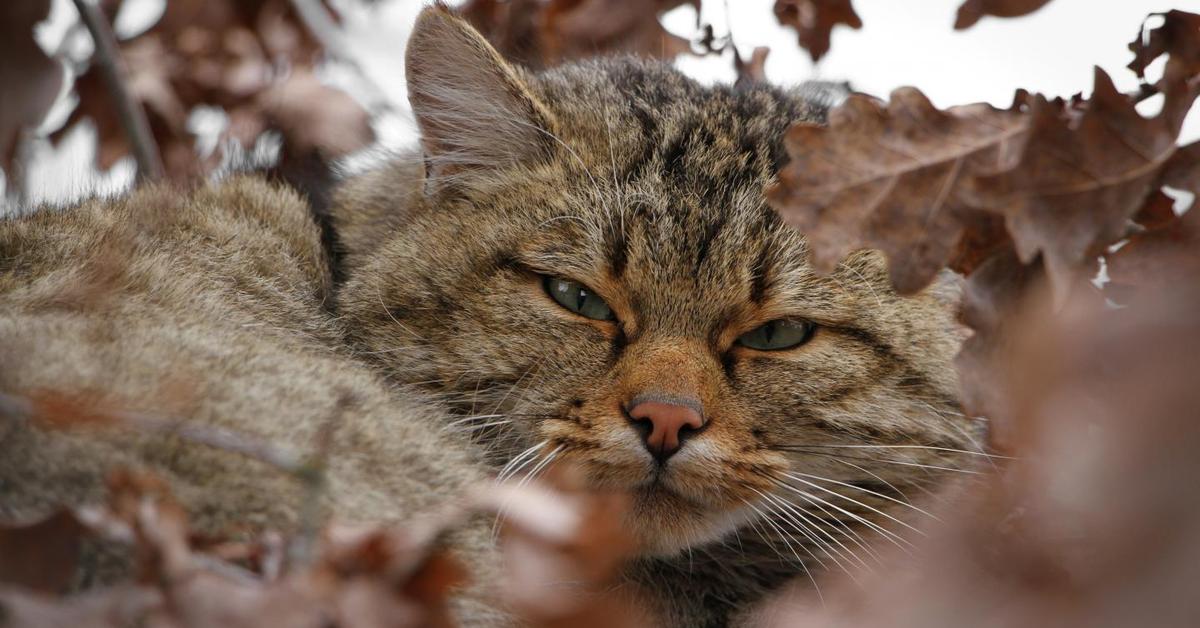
[627,398,705,461]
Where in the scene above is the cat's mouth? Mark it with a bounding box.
[533,410,778,555]
[622,481,758,555]
[569,456,767,556]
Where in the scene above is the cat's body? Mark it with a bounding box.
[0,180,503,619]
[0,7,977,626]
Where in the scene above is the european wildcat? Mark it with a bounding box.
[0,5,977,627]
[330,7,974,623]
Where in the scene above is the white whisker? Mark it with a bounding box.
[778,473,923,540]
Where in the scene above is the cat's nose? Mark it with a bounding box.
[626,396,706,462]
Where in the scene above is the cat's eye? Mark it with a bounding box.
[737,319,813,351]
[543,277,614,321]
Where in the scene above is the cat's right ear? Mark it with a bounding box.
[405,6,557,190]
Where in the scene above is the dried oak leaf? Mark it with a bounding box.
[768,67,1195,297]
[755,280,1200,628]
[1105,141,1200,299]
[773,0,862,63]
[541,0,695,66]
[735,46,771,87]
[765,87,1026,293]
[1128,10,1200,86]
[476,467,645,628]
[0,0,64,171]
[257,69,375,159]
[953,0,1055,30]
[1106,205,1200,302]
[55,0,368,181]
[0,584,163,628]
[0,512,88,594]
[462,0,698,70]
[966,68,1191,294]
[953,249,1046,443]
[1162,139,1200,197]
[459,0,545,68]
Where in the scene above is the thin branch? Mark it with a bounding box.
[288,392,351,567]
[0,390,306,473]
[71,0,164,182]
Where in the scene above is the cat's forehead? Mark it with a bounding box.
[533,59,819,183]
[516,60,823,294]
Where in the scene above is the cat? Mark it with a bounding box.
[0,6,978,626]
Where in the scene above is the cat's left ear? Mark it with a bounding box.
[405,6,557,188]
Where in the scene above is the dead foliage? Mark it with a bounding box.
[767,36,1196,298]
[0,1,63,173]
[49,0,374,181]
[0,458,642,628]
[0,385,643,627]
[768,10,1199,421]
[458,0,785,88]
[458,0,699,70]
[753,274,1200,628]
[954,0,1056,30]
[773,0,862,63]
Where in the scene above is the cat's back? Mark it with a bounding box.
[0,178,487,564]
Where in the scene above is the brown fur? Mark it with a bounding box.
[1,7,979,627]
[0,179,506,622]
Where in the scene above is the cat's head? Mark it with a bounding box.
[338,7,976,557]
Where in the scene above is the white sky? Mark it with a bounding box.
[11,0,1200,207]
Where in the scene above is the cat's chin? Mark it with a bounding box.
[624,485,754,557]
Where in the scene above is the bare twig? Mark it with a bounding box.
[288,392,352,567]
[70,0,164,182]
[119,409,308,472]
[0,390,307,472]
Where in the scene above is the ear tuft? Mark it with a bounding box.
[405,6,557,186]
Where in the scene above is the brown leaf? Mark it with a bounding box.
[541,0,694,66]
[966,68,1189,294]
[0,512,88,594]
[461,0,698,70]
[773,0,862,63]
[952,249,1044,443]
[53,0,348,181]
[1128,10,1200,86]
[459,0,545,68]
[765,88,1027,293]
[734,46,771,87]
[768,66,1195,297]
[0,0,64,171]
[1105,147,1200,300]
[0,584,163,628]
[1163,140,1200,192]
[258,69,375,159]
[476,467,645,627]
[953,0,1055,30]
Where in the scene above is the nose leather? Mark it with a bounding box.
[627,398,705,461]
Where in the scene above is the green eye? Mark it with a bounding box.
[543,277,614,321]
[737,319,813,351]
